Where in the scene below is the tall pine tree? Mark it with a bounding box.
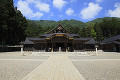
[0,0,27,45]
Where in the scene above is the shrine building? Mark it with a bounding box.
[23,24,96,52]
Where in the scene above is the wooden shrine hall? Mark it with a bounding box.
[23,24,96,52]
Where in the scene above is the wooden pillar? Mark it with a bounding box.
[83,44,85,51]
[45,41,47,52]
[72,42,75,52]
[51,42,53,52]
[66,42,68,52]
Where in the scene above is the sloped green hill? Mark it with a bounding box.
[86,17,120,25]
[27,19,86,29]
[28,17,120,29]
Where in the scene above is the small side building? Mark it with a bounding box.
[101,35,120,52]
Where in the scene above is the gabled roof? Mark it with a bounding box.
[102,35,120,43]
[47,24,72,34]
[74,38,91,41]
[84,39,96,44]
[113,41,120,44]
[40,34,53,37]
[101,35,120,45]
[65,34,79,37]
[24,38,35,44]
[27,37,45,41]
[40,33,80,38]
[24,37,46,44]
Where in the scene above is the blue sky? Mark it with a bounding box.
[13,0,120,22]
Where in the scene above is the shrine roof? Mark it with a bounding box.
[74,38,91,41]
[24,38,35,44]
[40,34,53,37]
[84,39,96,44]
[101,35,120,43]
[47,24,72,34]
[65,34,79,37]
[40,33,79,38]
[101,35,120,45]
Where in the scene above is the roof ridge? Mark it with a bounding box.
[47,24,72,34]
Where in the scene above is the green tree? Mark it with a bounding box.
[0,0,27,45]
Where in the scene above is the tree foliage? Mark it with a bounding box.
[26,19,86,36]
[0,0,27,45]
[82,17,120,42]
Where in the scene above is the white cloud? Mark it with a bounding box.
[17,0,43,19]
[35,1,50,13]
[114,3,120,7]
[96,0,102,3]
[17,0,50,19]
[65,8,74,16]
[80,3,102,20]
[107,3,120,17]
[32,12,44,19]
[25,0,50,12]
[26,0,34,3]
[53,0,67,10]
[17,1,32,16]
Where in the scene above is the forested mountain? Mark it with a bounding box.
[26,17,120,42]
[27,19,85,28]
[83,17,120,41]
[0,0,27,45]
[86,17,120,25]
[26,19,86,37]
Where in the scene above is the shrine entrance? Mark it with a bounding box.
[54,43,66,52]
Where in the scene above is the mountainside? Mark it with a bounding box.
[27,19,86,29]
[27,20,57,28]
[86,17,120,25]
[28,17,120,28]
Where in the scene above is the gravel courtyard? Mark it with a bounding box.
[69,51,120,80]
[0,51,120,80]
[0,52,49,80]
